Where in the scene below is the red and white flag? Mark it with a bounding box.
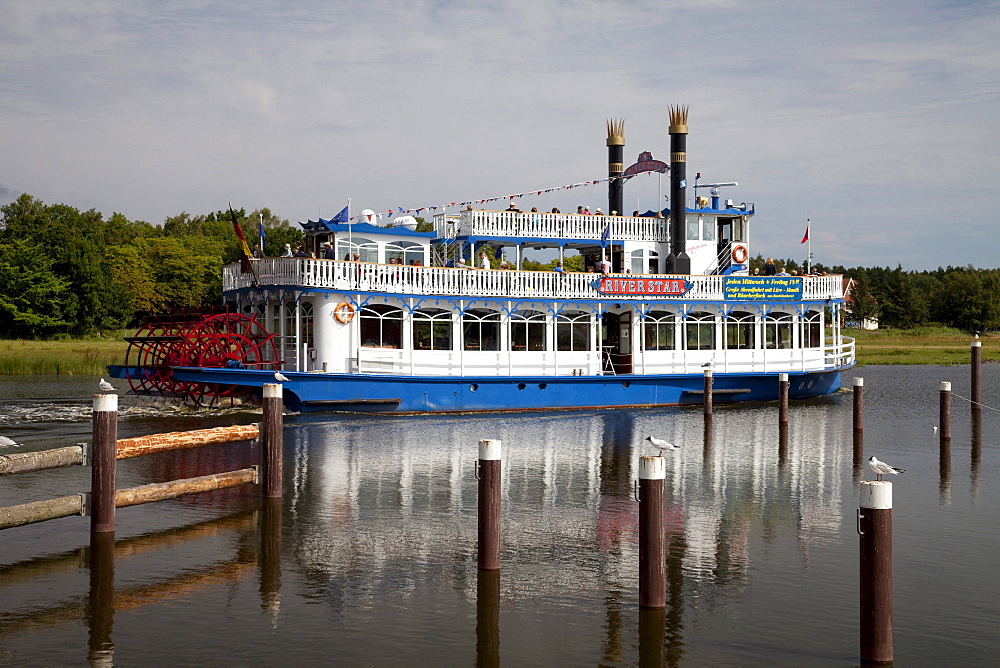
[801,223,810,244]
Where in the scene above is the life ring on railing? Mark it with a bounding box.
[334,302,355,324]
[731,245,748,264]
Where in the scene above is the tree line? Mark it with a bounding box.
[1,193,997,338]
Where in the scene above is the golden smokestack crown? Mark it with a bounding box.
[606,118,625,146]
[668,105,688,134]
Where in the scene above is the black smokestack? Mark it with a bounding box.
[607,118,624,217]
[666,105,690,275]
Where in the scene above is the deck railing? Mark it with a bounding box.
[434,209,667,241]
[225,259,846,302]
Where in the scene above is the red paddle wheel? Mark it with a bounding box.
[124,306,279,407]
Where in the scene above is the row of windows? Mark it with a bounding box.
[360,306,822,352]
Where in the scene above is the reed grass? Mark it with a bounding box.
[0,334,132,375]
[849,326,998,365]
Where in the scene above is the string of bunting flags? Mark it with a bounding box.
[339,171,652,223]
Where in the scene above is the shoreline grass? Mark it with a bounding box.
[0,326,994,374]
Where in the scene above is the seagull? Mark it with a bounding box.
[274,372,290,382]
[868,456,904,481]
[99,378,117,392]
[933,425,938,434]
[0,436,19,448]
[645,435,679,456]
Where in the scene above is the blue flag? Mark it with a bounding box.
[600,224,610,248]
[258,221,266,243]
[331,205,349,223]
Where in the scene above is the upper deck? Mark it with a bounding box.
[224,258,846,302]
[434,209,670,242]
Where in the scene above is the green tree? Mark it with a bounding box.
[845,275,880,328]
[0,238,71,337]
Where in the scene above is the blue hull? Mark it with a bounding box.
[153,366,850,413]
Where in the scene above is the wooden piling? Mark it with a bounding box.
[703,369,713,418]
[853,377,864,433]
[778,373,789,424]
[638,455,666,609]
[262,383,284,498]
[939,381,952,442]
[91,394,118,534]
[971,339,982,413]
[859,481,893,664]
[477,439,501,572]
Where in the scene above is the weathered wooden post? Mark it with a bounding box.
[971,337,982,413]
[939,436,952,506]
[476,570,501,668]
[853,377,864,433]
[87,531,116,664]
[859,481,893,664]
[778,423,789,469]
[638,455,666,609]
[939,381,952,443]
[477,439,501,572]
[91,394,118,534]
[703,369,713,419]
[778,372,789,425]
[262,383,283,499]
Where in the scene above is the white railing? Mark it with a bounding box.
[225,259,846,302]
[435,210,667,241]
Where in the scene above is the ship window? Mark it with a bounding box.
[765,312,793,349]
[725,310,755,350]
[631,249,644,275]
[687,216,701,241]
[685,311,716,350]
[702,216,715,242]
[803,310,822,348]
[413,308,452,351]
[360,304,403,348]
[301,301,314,348]
[648,249,659,275]
[336,236,377,262]
[644,310,676,350]
[511,310,546,351]
[463,308,500,351]
[556,310,591,352]
[386,241,424,267]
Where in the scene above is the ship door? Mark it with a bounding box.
[601,311,633,375]
[718,218,733,270]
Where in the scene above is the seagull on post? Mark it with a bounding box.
[645,435,679,456]
[868,456,904,481]
[99,378,117,392]
[274,372,290,382]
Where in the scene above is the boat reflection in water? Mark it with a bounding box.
[280,401,847,663]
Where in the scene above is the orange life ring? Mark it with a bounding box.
[731,245,748,264]
[334,302,355,324]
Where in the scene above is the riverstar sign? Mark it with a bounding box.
[596,277,692,296]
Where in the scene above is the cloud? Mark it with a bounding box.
[0,0,997,268]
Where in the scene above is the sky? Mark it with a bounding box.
[1,0,998,270]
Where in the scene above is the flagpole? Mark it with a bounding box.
[259,212,264,253]
[806,218,811,274]
[348,198,352,260]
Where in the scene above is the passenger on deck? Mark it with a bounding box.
[633,210,640,217]
[480,252,490,270]
[550,207,560,214]
[577,206,584,214]
[323,242,336,260]
[763,257,777,275]
[598,255,611,275]
[506,202,521,213]
[283,244,293,257]
[775,266,790,276]
[499,258,511,270]
[553,261,565,274]
[595,208,604,215]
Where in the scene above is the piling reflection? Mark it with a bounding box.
[939,439,952,506]
[476,570,500,668]
[87,532,115,666]
[259,498,283,625]
[970,413,982,503]
[638,607,665,668]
